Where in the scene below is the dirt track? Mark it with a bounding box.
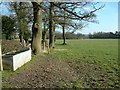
[2,55,78,88]
[2,54,116,89]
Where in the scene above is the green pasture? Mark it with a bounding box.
[51,39,118,71]
[50,39,119,87]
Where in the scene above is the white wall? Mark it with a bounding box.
[3,48,31,71]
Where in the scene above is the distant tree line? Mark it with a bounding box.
[89,31,120,39]
[43,31,88,39]
[52,31,88,39]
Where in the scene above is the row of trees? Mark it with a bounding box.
[2,15,119,40]
[89,31,120,39]
[48,31,120,39]
[2,1,104,55]
[44,31,87,39]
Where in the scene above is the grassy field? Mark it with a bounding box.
[52,39,118,67]
[50,39,119,88]
[2,39,119,88]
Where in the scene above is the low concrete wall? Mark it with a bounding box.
[2,48,31,71]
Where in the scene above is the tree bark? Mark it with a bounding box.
[49,2,55,49]
[31,2,42,55]
[43,22,47,51]
[15,2,24,43]
[19,19,24,43]
[62,25,66,45]
[43,21,47,42]
[62,9,67,45]
[0,40,3,71]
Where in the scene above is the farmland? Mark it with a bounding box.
[2,39,119,88]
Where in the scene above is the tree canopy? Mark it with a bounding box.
[2,15,17,39]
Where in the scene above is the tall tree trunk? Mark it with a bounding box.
[43,22,47,51]
[16,2,24,43]
[31,2,42,55]
[62,9,67,45]
[43,33,46,51]
[62,25,66,45]
[43,21,47,42]
[0,41,3,71]
[49,2,55,49]
[52,21,55,48]
[0,15,3,71]
[19,19,24,43]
